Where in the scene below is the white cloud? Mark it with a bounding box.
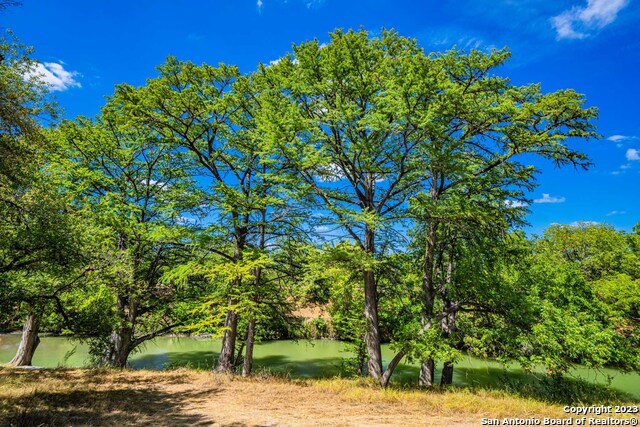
[606,210,626,216]
[267,57,299,67]
[533,193,566,204]
[551,0,629,40]
[504,200,528,208]
[608,135,636,148]
[27,62,81,92]
[570,220,599,227]
[607,135,630,142]
[257,0,263,8]
[626,148,640,161]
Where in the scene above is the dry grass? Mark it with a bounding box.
[0,368,634,426]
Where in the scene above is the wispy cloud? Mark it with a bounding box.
[608,134,636,148]
[552,0,629,40]
[534,193,566,204]
[607,134,633,142]
[257,0,263,9]
[505,200,528,208]
[606,210,626,216]
[26,62,81,92]
[626,148,640,161]
[425,28,495,52]
[570,220,599,227]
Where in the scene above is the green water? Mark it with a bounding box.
[1,334,638,400]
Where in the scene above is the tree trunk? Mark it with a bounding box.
[215,304,238,373]
[101,294,136,368]
[216,223,245,374]
[101,328,133,368]
[439,252,457,387]
[439,307,457,385]
[242,255,263,377]
[363,226,383,382]
[440,362,454,386]
[419,359,435,386]
[380,348,406,388]
[242,318,256,377]
[418,221,438,387]
[9,313,41,367]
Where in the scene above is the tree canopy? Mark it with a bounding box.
[5,28,637,395]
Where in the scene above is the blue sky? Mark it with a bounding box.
[3,0,639,235]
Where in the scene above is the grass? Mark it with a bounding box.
[0,367,637,426]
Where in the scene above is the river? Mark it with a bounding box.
[1,334,638,399]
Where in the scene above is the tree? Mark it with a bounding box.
[263,29,596,387]
[261,29,431,386]
[0,32,79,367]
[117,58,307,374]
[0,31,55,187]
[405,46,596,385]
[0,32,59,277]
[0,134,90,366]
[531,223,640,373]
[52,95,197,367]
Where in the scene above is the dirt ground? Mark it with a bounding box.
[0,368,586,426]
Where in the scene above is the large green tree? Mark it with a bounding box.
[261,29,432,385]
[262,29,597,387]
[116,58,307,374]
[405,46,596,385]
[0,31,55,187]
[0,32,81,366]
[52,96,197,367]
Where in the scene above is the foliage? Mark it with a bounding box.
[3,27,639,393]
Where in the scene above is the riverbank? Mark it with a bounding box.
[1,368,638,427]
[2,335,640,403]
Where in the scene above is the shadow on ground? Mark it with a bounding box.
[0,369,238,426]
[129,350,640,405]
[389,364,639,405]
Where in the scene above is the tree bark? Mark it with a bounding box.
[9,313,41,367]
[101,294,136,368]
[440,362,454,386]
[380,348,406,388]
[242,318,256,377]
[101,328,133,368]
[439,307,457,385]
[419,359,435,386]
[363,225,383,382]
[215,303,238,373]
